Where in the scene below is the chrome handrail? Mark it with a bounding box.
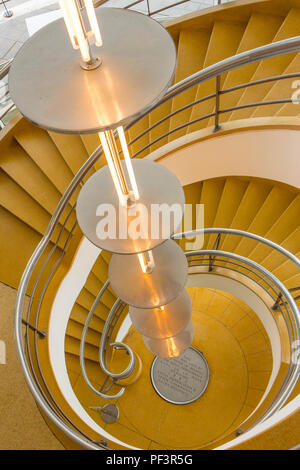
[94,0,200,17]
[184,246,300,425]
[13,27,300,449]
[128,35,300,152]
[80,282,136,400]
[80,228,299,423]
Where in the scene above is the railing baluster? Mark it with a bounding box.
[213,75,222,133]
[22,320,46,339]
[146,0,150,16]
[209,233,221,272]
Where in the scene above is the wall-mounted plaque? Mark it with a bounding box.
[151,347,209,405]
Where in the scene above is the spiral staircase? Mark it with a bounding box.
[0,0,300,450]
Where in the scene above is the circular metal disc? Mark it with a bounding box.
[109,239,188,308]
[9,8,177,133]
[151,347,210,405]
[129,289,192,339]
[143,321,194,358]
[100,404,119,424]
[76,159,185,254]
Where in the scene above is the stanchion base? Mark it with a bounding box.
[3,10,13,18]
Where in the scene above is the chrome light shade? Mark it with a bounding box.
[129,289,192,339]
[109,239,188,309]
[143,322,194,358]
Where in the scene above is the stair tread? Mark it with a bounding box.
[217,12,283,124]
[14,124,76,202]
[65,335,99,362]
[168,29,211,142]
[188,20,246,134]
[229,8,300,122]
[232,185,296,258]
[48,132,89,176]
[252,52,300,118]
[0,170,70,248]
[220,179,273,254]
[206,177,249,249]
[0,142,77,230]
[69,303,106,333]
[66,319,101,347]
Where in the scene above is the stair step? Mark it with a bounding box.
[84,272,117,310]
[80,133,107,172]
[0,206,61,291]
[0,170,70,248]
[48,132,89,176]
[188,20,246,134]
[229,8,300,122]
[247,193,300,264]
[262,226,300,277]
[14,124,76,203]
[200,178,226,250]
[65,352,109,390]
[65,335,99,363]
[206,177,249,249]
[252,52,300,118]
[220,179,273,254]
[216,12,283,124]
[128,116,151,160]
[66,319,101,348]
[168,29,211,142]
[233,184,296,259]
[178,181,203,251]
[76,288,110,322]
[69,303,106,333]
[1,142,76,231]
[148,37,180,152]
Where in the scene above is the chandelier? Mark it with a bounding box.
[9,1,194,359]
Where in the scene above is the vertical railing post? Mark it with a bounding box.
[22,320,47,339]
[146,0,150,16]
[213,75,222,133]
[209,233,221,272]
[271,292,283,310]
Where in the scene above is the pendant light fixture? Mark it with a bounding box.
[9,2,194,358]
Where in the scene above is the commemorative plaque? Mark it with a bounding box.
[151,347,209,405]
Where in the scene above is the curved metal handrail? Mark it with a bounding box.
[13,32,300,449]
[81,228,299,418]
[80,282,136,400]
[14,145,106,450]
[173,228,300,268]
[185,248,299,421]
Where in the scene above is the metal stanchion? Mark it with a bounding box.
[1,0,13,18]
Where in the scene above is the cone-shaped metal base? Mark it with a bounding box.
[109,239,188,309]
[9,8,176,134]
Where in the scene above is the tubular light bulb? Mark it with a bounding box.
[99,132,127,207]
[117,126,140,201]
[138,250,155,274]
[84,0,103,47]
[59,0,91,63]
[58,0,78,49]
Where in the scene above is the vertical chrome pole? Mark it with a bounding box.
[213,75,222,133]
